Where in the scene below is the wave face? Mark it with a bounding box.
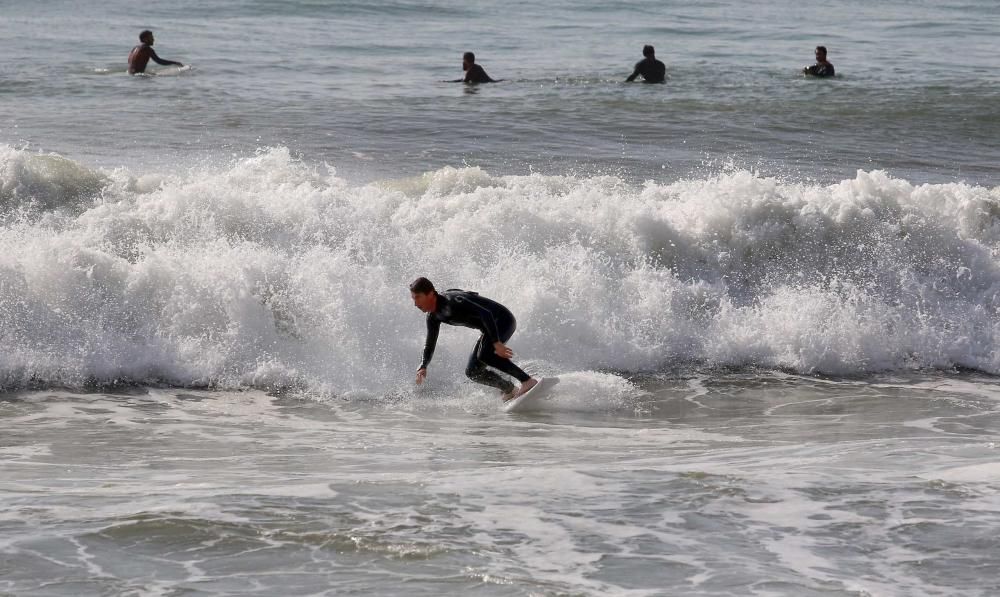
[2,145,1000,391]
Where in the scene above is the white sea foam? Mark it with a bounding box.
[2,145,1000,392]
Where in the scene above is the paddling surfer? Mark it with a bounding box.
[626,45,666,83]
[803,46,835,77]
[449,52,499,83]
[128,30,183,74]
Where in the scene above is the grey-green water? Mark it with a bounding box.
[2,0,999,184]
[3,374,999,596]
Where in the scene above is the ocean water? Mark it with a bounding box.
[2,0,1000,595]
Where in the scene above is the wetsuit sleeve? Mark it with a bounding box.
[420,316,441,370]
[626,61,641,82]
[149,49,181,67]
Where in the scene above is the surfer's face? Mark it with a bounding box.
[411,291,436,313]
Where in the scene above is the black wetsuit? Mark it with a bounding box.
[464,64,496,83]
[420,290,530,393]
[627,57,666,83]
[804,62,835,77]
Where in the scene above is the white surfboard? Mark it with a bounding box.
[155,65,192,76]
[502,377,560,413]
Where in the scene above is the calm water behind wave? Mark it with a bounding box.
[2,0,999,183]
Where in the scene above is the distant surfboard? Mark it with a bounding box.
[502,377,560,413]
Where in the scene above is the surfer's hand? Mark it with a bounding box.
[493,342,513,359]
[416,368,427,385]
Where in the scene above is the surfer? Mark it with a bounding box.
[450,52,499,84]
[410,277,537,401]
[803,46,835,77]
[128,30,183,74]
[625,45,666,83]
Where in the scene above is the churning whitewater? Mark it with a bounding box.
[2,145,1000,392]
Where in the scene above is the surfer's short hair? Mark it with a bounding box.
[140,30,153,42]
[463,52,475,63]
[409,277,436,294]
[815,46,827,55]
[643,45,655,57]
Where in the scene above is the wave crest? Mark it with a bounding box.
[2,146,1000,391]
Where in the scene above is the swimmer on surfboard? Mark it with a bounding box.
[410,277,537,401]
[803,46,835,77]
[128,30,183,75]
[448,52,501,84]
[625,45,666,84]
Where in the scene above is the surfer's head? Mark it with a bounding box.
[463,52,475,71]
[410,277,437,313]
[815,46,827,61]
[139,30,154,44]
[642,45,655,58]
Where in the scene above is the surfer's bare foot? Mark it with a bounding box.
[502,389,517,402]
[514,378,538,398]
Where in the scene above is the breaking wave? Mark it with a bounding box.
[3,144,1000,392]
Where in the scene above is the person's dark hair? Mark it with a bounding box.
[816,46,827,55]
[643,45,655,57]
[139,30,153,43]
[409,277,436,294]
[463,51,475,63]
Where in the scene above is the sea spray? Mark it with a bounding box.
[2,145,1000,392]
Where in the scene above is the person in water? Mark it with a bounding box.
[451,52,498,83]
[410,277,537,400]
[626,45,666,83]
[803,46,835,77]
[128,30,183,74]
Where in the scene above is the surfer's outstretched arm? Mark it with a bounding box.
[416,317,441,384]
[149,49,183,67]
